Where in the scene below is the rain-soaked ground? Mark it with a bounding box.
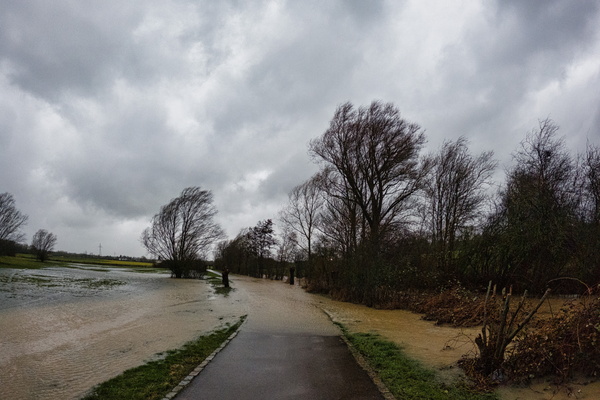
[0,265,244,400]
[316,293,600,400]
[2,267,599,400]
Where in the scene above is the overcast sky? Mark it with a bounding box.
[1,0,599,257]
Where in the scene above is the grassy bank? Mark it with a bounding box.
[50,255,155,268]
[205,270,233,295]
[82,317,245,400]
[339,325,497,400]
[0,253,158,271]
[0,254,57,269]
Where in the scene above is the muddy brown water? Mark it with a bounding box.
[316,294,600,400]
[0,266,243,400]
[1,268,599,400]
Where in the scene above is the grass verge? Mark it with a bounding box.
[205,270,233,296]
[82,316,246,400]
[338,324,497,400]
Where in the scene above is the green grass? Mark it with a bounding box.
[50,255,155,268]
[0,254,60,269]
[339,325,497,400]
[0,254,161,272]
[205,270,233,296]
[82,317,246,400]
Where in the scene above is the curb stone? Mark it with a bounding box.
[322,309,397,400]
[161,318,246,400]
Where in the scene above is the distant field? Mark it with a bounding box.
[51,255,154,268]
[0,254,49,269]
[0,253,156,270]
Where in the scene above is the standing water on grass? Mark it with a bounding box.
[0,265,243,400]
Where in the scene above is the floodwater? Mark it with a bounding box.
[316,295,600,400]
[0,265,243,400]
[2,268,599,400]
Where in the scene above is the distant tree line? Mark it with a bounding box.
[214,219,296,280]
[218,101,598,303]
[0,192,58,261]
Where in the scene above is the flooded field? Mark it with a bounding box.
[2,268,599,400]
[0,265,243,400]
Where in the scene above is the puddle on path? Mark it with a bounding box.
[0,266,243,400]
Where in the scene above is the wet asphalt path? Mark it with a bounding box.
[175,276,385,400]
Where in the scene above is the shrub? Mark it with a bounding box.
[504,288,600,383]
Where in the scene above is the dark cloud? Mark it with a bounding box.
[0,0,598,255]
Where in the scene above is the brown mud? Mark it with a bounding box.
[316,292,600,400]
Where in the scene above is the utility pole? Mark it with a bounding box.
[99,243,102,257]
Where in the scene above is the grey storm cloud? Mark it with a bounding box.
[1,0,599,256]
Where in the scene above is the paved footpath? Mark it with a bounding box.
[174,276,387,400]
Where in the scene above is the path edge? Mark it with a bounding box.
[161,317,247,400]
[322,309,397,400]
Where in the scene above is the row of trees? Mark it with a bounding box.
[213,219,287,279]
[268,101,599,302]
[0,192,57,261]
[7,100,597,301]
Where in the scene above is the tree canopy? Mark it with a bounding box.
[141,187,224,278]
[0,192,28,243]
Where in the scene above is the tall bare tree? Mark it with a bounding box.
[214,228,253,275]
[581,143,600,224]
[422,137,496,275]
[574,142,600,283]
[490,119,578,291]
[31,229,57,262]
[0,192,28,243]
[141,187,224,278]
[316,166,363,259]
[247,219,277,277]
[309,101,428,263]
[279,173,324,275]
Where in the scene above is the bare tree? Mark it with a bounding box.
[279,173,324,276]
[247,219,277,277]
[276,228,298,280]
[422,137,496,275]
[31,229,57,262]
[214,228,253,274]
[0,192,28,243]
[490,119,578,291]
[316,167,363,259]
[309,101,428,263]
[573,142,600,283]
[276,228,298,264]
[581,142,600,224]
[141,187,224,278]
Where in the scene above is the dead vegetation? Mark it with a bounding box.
[326,280,600,388]
[503,288,600,384]
[456,283,600,388]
